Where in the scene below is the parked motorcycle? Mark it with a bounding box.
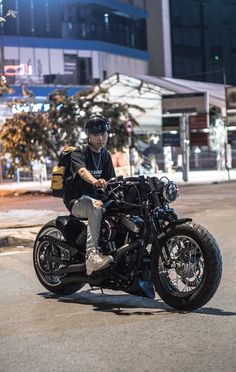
[33,175,222,311]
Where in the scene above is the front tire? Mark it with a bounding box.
[33,220,85,295]
[151,222,222,311]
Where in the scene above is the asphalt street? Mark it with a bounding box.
[0,182,236,371]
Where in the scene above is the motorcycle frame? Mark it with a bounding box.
[52,175,192,287]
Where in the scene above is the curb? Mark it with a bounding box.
[0,226,40,249]
[0,224,43,230]
[179,179,236,187]
[0,236,34,247]
[0,189,52,198]
[0,246,32,254]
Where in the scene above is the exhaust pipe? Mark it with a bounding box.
[57,239,141,276]
[60,274,104,286]
[115,239,141,262]
[56,263,86,275]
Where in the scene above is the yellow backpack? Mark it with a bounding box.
[50,146,76,198]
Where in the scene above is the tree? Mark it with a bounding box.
[0,75,15,95]
[0,86,145,168]
[0,111,50,168]
[0,10,17,23]
[75,86,143,151]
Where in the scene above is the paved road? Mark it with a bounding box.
[0,183,236,372]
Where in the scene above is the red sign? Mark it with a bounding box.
[189,114,208,130]
[190,132,209,146]
[226,86,236,110]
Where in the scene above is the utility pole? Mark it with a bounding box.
[181,113,190,182]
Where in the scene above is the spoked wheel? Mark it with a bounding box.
[33,220,84,295]
[151,223,222,311]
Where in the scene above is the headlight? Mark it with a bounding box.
[163,181,179,203]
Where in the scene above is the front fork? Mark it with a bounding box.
[151,215,192,268]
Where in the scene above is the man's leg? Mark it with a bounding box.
[71,196,113,275]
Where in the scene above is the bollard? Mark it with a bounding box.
[16,168,20,184]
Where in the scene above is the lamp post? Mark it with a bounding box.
[125,120,133,176]
[180,113,190,182]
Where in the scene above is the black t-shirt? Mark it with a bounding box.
[64,145,116,209]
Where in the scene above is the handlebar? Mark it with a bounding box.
[104,175,177,208]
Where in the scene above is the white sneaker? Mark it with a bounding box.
[86,251,114,276]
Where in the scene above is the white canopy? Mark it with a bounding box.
[100,73,174,133]
[99,73,227,133]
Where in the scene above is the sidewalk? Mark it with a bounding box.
[0,168,236,197]
[0,207,62,249]
[0,180,58,249]
[0,169,236,249]
[0,180,51,197]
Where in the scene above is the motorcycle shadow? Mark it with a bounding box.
[40,289,175,316]
[39,290,236,316]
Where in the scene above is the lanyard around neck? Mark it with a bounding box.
[90,149,102,171]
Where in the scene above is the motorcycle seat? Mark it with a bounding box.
[56,215,87,228]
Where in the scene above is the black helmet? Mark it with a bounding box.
[84,114,110,135]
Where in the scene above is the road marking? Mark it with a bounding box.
[0,249,31,256]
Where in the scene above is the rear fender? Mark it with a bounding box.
[56,215,87,253]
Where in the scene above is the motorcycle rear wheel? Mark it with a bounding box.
[33,220,85,295]
[151,222,222,311]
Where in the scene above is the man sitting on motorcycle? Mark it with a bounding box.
[63,114,116,276]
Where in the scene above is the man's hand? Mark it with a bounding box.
[78,168,107,188]
[93,178,107,189]
[94,200,104,207]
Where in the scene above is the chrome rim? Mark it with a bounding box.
[35,226,65,286]
[158,235,205,297]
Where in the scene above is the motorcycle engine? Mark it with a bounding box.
[99,217,126,254]
[100,217,117,241]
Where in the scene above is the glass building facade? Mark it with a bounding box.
[1,0,147,50]
[0,0,148,85]
[169,0,236,85]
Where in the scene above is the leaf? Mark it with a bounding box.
[6,10,17,18]
[0,17,6,22]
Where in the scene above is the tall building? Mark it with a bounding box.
[146,0,236,85]
[3,1,235,88]
[0,0,148,86]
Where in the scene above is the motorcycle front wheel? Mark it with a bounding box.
[33,220,85,295]
[151,222,222,311]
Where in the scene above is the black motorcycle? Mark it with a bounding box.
[33,175,222,311]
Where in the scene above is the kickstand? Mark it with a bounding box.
[100,287,104,294]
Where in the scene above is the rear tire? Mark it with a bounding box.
[151,222,222,311]
[33,220,85,295]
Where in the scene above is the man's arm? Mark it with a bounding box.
[78,167,107,188]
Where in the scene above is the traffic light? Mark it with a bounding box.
[211,48,223,62]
